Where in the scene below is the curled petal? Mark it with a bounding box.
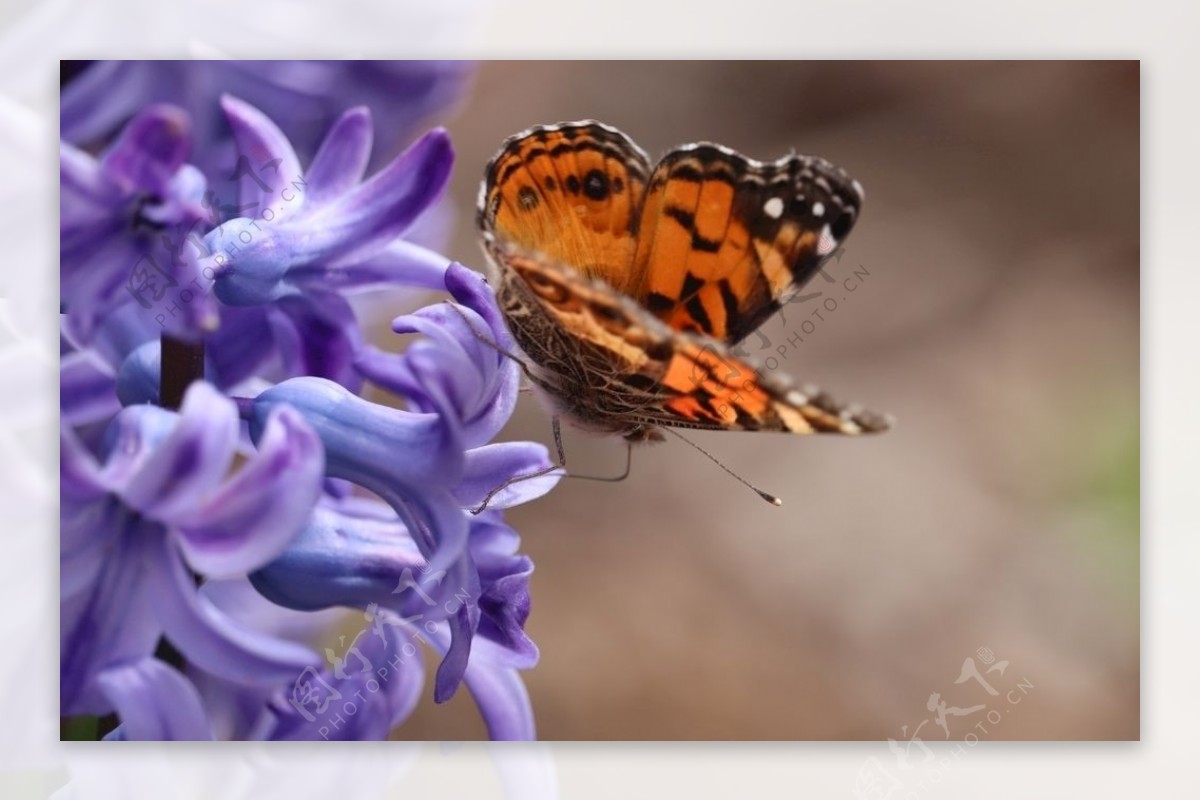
[445,262,514,350]
[174,404,324,577]
[119,382,238,521]
[96,658,215,741]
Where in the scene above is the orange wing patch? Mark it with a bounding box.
[479,122,650,294]
[632,146,863,345]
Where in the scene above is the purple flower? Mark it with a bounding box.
[60,104,216,345]
[201,95,454,390]
[60,68,559,741]
[61,381,324,737]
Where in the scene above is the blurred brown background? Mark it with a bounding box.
[401,61,1139,740]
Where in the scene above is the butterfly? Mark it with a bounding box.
[474,121,889,501]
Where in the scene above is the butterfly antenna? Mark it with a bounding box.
[662,428,783,507]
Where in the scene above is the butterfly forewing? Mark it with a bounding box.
[631,145,864,345]
[479,122,650,294]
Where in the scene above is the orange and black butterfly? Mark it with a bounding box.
[476,120,889,460]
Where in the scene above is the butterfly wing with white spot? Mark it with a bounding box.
[630,144,863,345]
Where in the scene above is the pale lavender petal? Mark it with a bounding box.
[120,382,238,521]
[96,658,215,741]
[147,534,320,687]
[454,442,561,510]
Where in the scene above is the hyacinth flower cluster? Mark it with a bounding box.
[60,65,558,741]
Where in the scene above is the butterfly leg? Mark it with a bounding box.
[470,415,568,515]
[469,417,634,514]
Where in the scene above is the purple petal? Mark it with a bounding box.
[60,234,144,345]
[60,142,120,218]
[304,128,454,269]
[292,239,450,292]
[454,442,562,510]
[434,604,477,703]
[220,95,305,221]
[60,426,105,506]
[205,305,275,388]
[249,503,424,613]
[147,534,321,687]
[174,404,324,577]
[114,340,162,407]
[61,530,162,715]
[246,377,461,493]
[119,382,238,521]
[60,61,154,144]
[305,106,373,205]
[60,494,123,600]
[427,629,536,741]
[446,262,513,350]
[99,104,192,196]
[61,351,119,428]
[96,658,215,741]
[270,291,364,390]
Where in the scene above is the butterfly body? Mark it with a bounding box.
[478,121,890,442]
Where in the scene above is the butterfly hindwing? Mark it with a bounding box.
[479,121,651,295]
[631,145,864,344]
[493,243,888,436]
